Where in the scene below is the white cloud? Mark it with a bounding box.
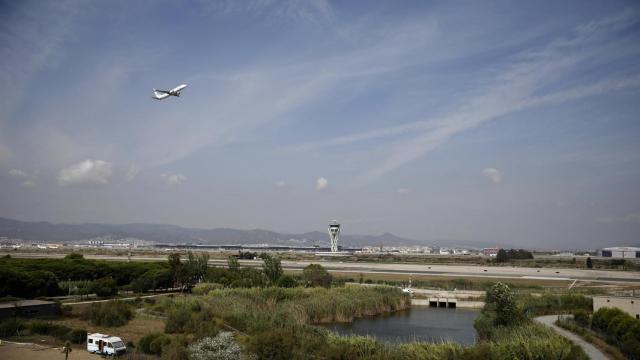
[275,180,286,188]
[482,168,503,183]
[397,187,410,194]
[622,213,640,224]
[58,159,112,185]
[294,11,640,187]
[207,0,333,23]
[162,173,187,185]
[316,177,328,190]
[124,165,140,182]
[0,144,12,164]
[600,212,640,225]
[9,168,38,187]
[9,169,27,178]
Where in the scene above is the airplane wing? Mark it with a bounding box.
[153,88,171,94]
[153,91,171,100]
[171,84,187,93]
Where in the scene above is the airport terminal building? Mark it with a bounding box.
[600,246,640,259]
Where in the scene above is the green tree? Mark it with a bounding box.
[227,256,240,272]
[183,251,210,290]
[586,257,593,269]
[573,309,590,327]
[90,277,118,297]
[496,249,508,263]
[276,275,297,288]
[261,253,283,285]
[302,264,332,288]
[83,301,132,327]
[487,282,519,326]
[64,253,84,260]
[168,253,183,289]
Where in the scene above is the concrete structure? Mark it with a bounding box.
[600,246,640,259]
[593,296,640,319]
[0,299,59,320]
[328,220,340,253]
[428,297,457,308]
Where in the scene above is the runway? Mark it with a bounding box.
[6,252,640,285]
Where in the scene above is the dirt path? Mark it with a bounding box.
[64,292,178,305]
[534,315,609,360]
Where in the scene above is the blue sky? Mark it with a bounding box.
[1,0,639,249]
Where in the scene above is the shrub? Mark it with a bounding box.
[276,275,297,288]
[28,321,86,343]
[261,254,283,285]
[161,335,189,360]
[192,282,224,295]
[0,318,26,337]
[248,328,297,360]
[83,300,133,327]
[573,309,590,328]
[520,293,592,316]
[64,253,84,260]
[486,282,520,326]
[139,332,170,355]
[68,328,87,344]
[592,307,640,360]
[188,332,246,360]
[302,264,332,288]
[150,334,171,355]
[165,304,193,333]
[90,277,118,297]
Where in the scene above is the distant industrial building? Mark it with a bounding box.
[482,248,498,257]
[0,300,59,320]
[593,296,640,320]
[600,247,640,259]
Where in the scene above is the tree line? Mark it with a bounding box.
[0,251,333,299]
[496,248,534,262]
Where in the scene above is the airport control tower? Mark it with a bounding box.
[328,220,340,252]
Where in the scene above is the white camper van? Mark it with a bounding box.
[87,333,126,356]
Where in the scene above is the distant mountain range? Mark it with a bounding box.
[0,217,497,249]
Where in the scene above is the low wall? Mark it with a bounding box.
[412,299,484,309]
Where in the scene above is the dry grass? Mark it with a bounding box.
[328,271,571,289]
[0,342,98,360]
[50,312,164,343]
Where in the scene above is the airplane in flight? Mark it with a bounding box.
[152,84,187,100]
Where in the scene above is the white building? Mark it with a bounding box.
[600,247,640,259]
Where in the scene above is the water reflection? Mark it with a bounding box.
[323,306,478,345]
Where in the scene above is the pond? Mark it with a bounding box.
[323,306,479,345]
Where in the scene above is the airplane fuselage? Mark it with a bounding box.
[152,84,187,100]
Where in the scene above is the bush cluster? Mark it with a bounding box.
[29,321,87,343]
[496,249,534,263]
[0,318,86,343]
[302,264,332,288]
[82,300,133,327]
[591,307,640,359]
[138,332,172,356]
[0,318,26,337]
[519,293,592,316]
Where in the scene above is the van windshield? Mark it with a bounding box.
[112,341,125,348]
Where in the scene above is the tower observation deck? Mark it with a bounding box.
[328,220,340,252]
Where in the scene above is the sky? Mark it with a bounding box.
[1,0,639,249]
